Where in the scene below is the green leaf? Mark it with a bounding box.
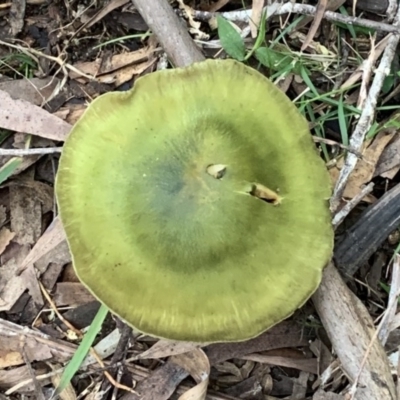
[255,47,297,73]
[217,16,246,61]
[55,304,109,396]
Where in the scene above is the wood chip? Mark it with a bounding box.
[9,0,26,36]
[0,228,15,255]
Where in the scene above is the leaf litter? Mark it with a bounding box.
[1,0,400,399]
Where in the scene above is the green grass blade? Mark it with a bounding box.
[55,304,109,396]
[338,94,349,145]
[0,157,22,185]
[300,66,319,97]
[217,16,246,61]
[245,9,268,60]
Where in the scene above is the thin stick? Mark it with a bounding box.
[332,182,374,228]
[331,6,400,212]
[312,137,364,158]
[0,148,62,156]
[194,3,400,35]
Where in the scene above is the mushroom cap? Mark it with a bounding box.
[56,59,333,343]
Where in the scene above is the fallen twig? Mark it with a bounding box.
[132,0,205,67]
[332,182,374,228]
[193,2,400,35]
[0,148,62,156]
[331,3,400,212]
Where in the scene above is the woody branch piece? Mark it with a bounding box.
[132,0,205,67]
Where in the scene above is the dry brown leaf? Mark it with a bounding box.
[0,217,69,311]
[0,90,71,141]
[291,371,309,399]
[207,0,230,12]
[0,318,77,367]
[98,58,157,87]
[5,179,54,214]
[84,0,130,29]
[329,130,396,200]
[0,77,60,105]
[53,282,95,306]
[0,349,23,369]
[0,244,30,311]
[0,228,15,256]
[10,184,42,246]
[250,0,264,38]
[138,340,203,360]
[172,349,210,400]
[120,360,189,400]
[205,321,311,365]
[242,354,318,374]
[69,47,154,80]
[18,216,66,274]
[54,104,86,126]
[375,133,400,179]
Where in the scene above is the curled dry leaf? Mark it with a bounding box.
[177,0,209,40]
[329,129,395,201]
[172,349,210,400]
[0,90,71,142]
[69,47,155,80]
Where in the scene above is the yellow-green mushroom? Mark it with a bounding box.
[56,59,334,343]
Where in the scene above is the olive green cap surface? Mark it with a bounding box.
[56,59,333,342]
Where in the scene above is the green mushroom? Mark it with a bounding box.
[56,59,333,343]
